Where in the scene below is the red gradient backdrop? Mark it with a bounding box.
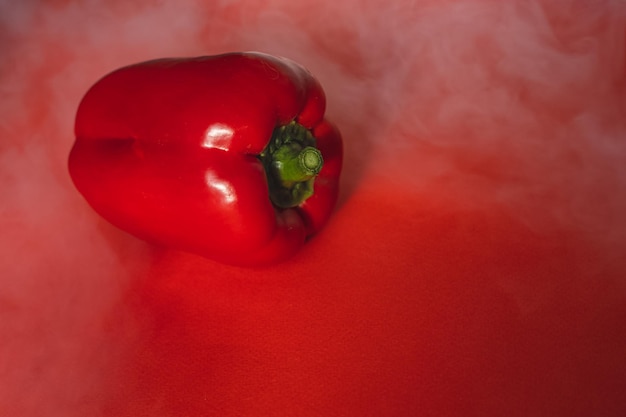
[1,0,625,416]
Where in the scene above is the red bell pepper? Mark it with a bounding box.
[68,52,343,266]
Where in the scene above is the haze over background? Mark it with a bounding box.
[1,1,625,416]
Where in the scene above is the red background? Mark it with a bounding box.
[1,0,625,416]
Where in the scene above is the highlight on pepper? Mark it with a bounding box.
[68,52,343,266]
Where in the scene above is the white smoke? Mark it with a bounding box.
[1,0,625,415]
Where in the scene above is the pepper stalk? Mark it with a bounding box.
[259,121,324,208]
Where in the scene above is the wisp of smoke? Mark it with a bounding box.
[1,0,625,415]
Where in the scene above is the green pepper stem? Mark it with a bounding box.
[259,121,324,208]
[273,146,323,185]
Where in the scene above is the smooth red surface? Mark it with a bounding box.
[1,1,625,416]
[92,165,626,417]
[69,53,341,266]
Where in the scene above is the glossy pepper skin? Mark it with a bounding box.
[68,52,343,266]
